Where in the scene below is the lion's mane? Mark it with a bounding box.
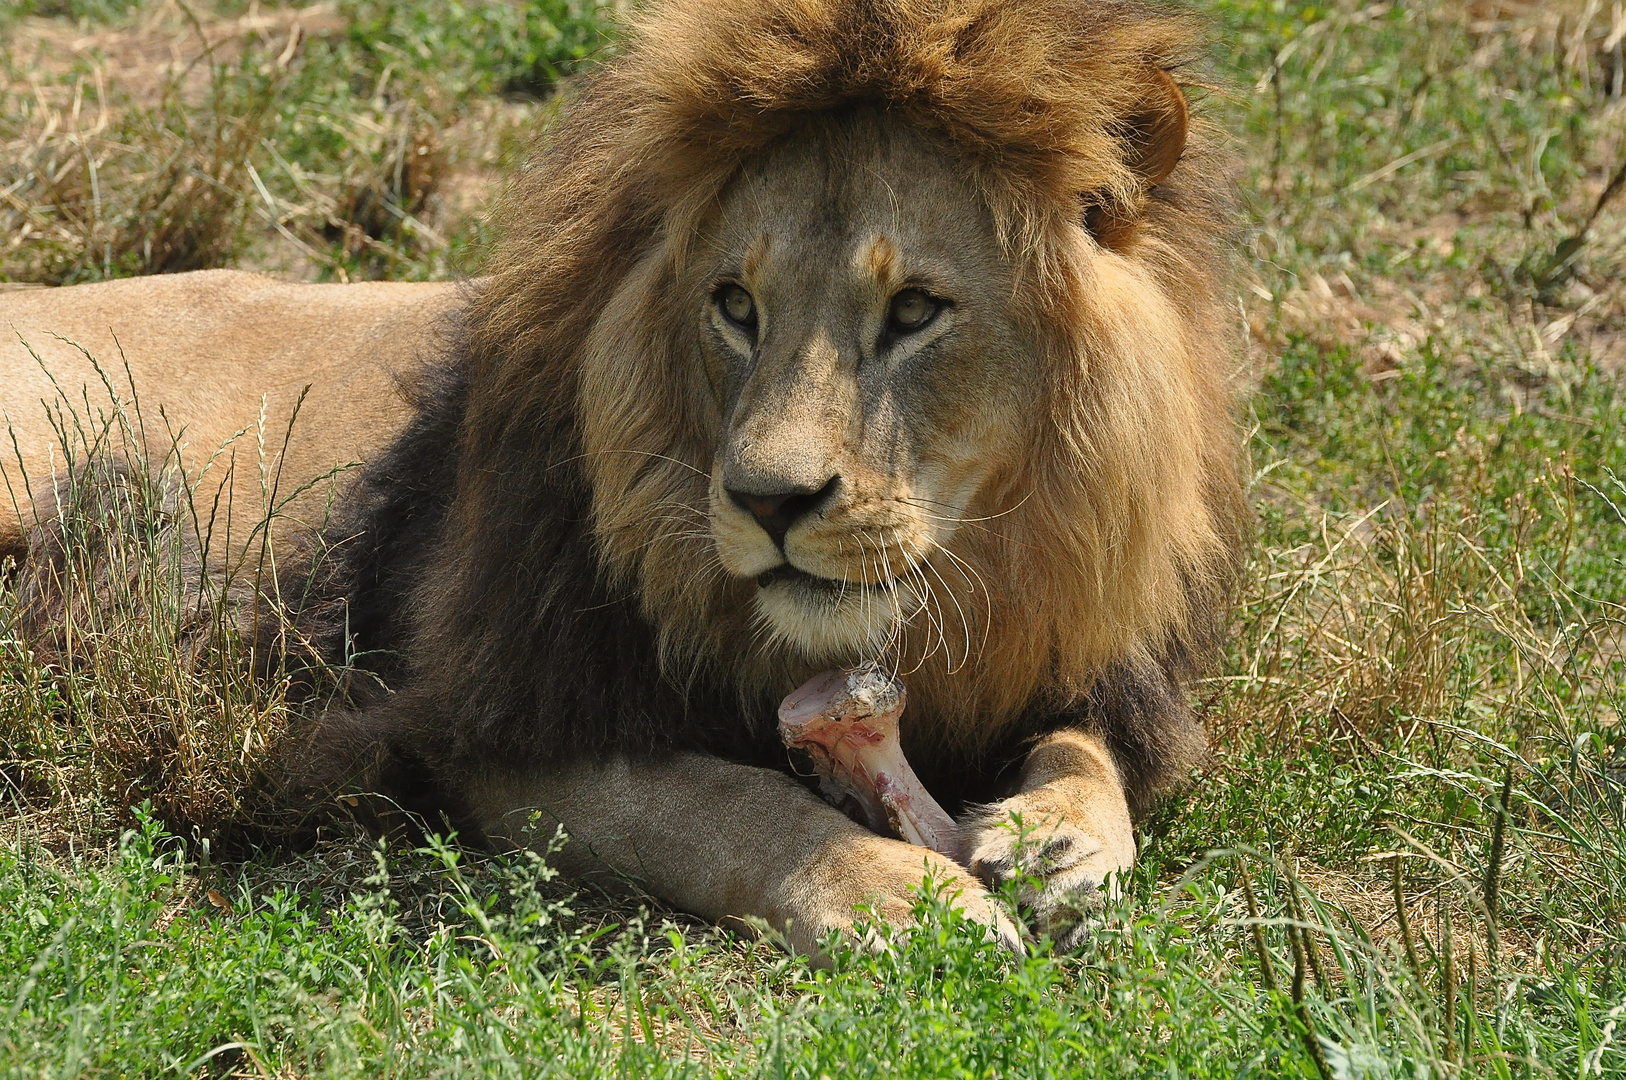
[296,0,1245,824]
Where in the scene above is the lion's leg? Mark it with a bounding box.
[959,730,1137,950]
[472,752,1020,959]
[958,652,1205,950]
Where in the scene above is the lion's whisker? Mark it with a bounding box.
[889,530,939,669]
[884,532,931,673]
[929,538,994,663]
[896,490,1032,524]
[641,520,711,537]
[547,448,711,479]
[874,526,943,677]
[879,536,942,674]
[621,527,716,555]
[884,539,915,668]
[860,537,890,666]
[907,535,975,674]
[912,546,955,675]
[834,533,855,613]
[861,533,905,670]
[894,494,1047,555]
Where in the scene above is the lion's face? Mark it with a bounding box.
[696,115,1035,663]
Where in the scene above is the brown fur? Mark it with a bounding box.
[430,0,1243,766]
[0,271,455,568]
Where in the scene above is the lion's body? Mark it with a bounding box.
[0,271,455,568]
[1,0,1246,956]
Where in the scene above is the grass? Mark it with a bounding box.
[0,335,311,846]
[3,0,1626,1075]
[0,0,613,283]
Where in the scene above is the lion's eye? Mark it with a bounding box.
[718,285,756,330]
[887,289,939,334]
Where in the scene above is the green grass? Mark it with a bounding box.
[4,0,1626,1075]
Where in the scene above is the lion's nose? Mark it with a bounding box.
[727,476,839,549]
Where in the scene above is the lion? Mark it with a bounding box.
[0,0,1245,956]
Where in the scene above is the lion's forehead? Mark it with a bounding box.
[711,112,1001,283]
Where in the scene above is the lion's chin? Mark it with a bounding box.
[753,567,905,663]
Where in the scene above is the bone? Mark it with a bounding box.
[778,664,961,863]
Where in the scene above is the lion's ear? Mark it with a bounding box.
[1123,68,1188,188]
[1085,69,1188,246]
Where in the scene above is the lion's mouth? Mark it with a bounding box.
[755,564,899,595]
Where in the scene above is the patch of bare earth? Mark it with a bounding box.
[1244,1,1626,382]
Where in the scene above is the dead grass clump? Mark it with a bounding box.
[0,352,312,846]
[1227,503,1519,748]
[310,98,448,275]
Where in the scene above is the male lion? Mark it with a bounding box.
[0,0,1245,954]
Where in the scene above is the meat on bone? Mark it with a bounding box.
[777,664,962,863]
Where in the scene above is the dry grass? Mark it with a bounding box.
[0,50,277,281]
[0,350,311,846]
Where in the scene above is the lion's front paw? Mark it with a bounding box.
[960,790,1136,951]
[774,833,1022,962]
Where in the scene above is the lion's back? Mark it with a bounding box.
[0,269,460,562]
